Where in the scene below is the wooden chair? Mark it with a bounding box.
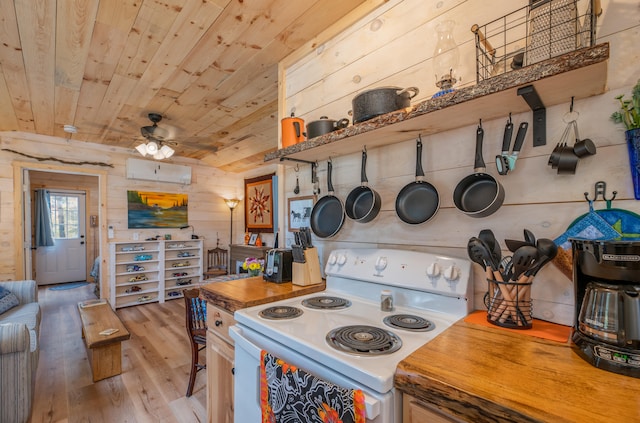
[183,288,207,397]
[204,247,228,278]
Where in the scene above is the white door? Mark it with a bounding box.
[35,191,87,285]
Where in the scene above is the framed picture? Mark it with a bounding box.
[127,190,188,229]
[248,233,258,245]
[288,195,316,232]
[245,174,275,232]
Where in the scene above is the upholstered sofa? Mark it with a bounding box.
[0,280,41,423]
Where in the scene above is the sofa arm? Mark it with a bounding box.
[0,323,30,355]
[0,322,34,423]
[0,280,37,304]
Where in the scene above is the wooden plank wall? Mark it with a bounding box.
[280,0,640,325]
[0,132,245,301]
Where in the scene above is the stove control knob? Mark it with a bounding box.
[375,256,388,272]
[336,254,347,266]
[443,265,460,282]
[327,254,337,265]
[426,262,441,278]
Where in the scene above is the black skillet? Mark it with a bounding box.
[453,123,505,218]
[395,136,440,224]
[345,148,381,223]
[310,160,345,238]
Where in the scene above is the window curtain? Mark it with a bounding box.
[35,189,55,247]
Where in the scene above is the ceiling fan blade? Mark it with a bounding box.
[141,125,169,141]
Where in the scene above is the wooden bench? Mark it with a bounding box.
[77,300,131,382]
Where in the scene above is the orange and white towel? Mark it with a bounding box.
[260,350,366,423]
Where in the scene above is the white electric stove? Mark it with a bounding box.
[230,248,473,423]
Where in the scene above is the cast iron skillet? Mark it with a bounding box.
[345,148,381,223]
[395,136,440,224]
[310,160,345,238]
[453,124,505,217]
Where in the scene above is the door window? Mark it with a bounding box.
[50,194,80,239]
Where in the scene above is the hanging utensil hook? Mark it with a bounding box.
[584,181,617,208]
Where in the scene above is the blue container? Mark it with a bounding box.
[626,128,640,200]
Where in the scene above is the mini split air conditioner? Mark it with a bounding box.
[126,158,191,184]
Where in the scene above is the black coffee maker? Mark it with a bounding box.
[571,239,640,378]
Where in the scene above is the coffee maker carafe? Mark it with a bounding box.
[571,239,640,378]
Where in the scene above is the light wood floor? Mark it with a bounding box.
[30,283,207,423]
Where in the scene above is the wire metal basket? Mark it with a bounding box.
[473,0,599,83]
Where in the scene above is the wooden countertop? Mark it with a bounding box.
[200,276,325,313]
[395,319,640,423]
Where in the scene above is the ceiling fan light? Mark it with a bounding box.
[153,151,165,160]
[135,143,148,156]
[146,141,159,154]
[160,145,175,158]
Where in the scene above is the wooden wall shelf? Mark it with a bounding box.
[265,43,609,164]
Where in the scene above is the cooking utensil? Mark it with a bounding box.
[479,229,501,265]
[495,117,513,175]
[496,119,528,175]
[293,170,300,195]
[306,116,349,139]
[345,148,381,223]
[309,160,345,238]
[351,86,419,124]
[509,245,538,281]
[395,136,440,224]
[535,238,558,268]
[505,122,528,172]
[504,238,532,253]
[523,229,536,246]
[312,161,320,196]
[453,123,505,217]
[281,112,306,147]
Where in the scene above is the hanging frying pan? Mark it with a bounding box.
[395,135,440,224]
[310,160,345,238]
[345,148,381,223]
[453,123,505,217]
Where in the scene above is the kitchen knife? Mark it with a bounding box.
[292,245,306,263]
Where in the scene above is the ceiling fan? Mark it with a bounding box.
[136,113,176,160]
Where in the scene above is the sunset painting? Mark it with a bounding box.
[127,191,188,228]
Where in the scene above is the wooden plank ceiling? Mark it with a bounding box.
[0,0,374,173]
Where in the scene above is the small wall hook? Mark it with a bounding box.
[584,181,617,208]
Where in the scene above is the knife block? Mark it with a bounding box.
[292,247,322,286]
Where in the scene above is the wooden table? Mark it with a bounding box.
[77,301,131,382]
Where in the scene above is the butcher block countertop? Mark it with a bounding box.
[395,319,640,423]
[200,276,325,313]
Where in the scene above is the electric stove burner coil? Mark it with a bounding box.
[302,296,352,310]
[259,306,303,320]
[326,325,402,355]
[383,314,434,332]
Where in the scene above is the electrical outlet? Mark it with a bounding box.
[108,226,114,239]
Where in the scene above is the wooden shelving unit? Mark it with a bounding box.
[265,43,609,165]
[109,239,203,309]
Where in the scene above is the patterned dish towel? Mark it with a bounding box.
[260,350,366,423]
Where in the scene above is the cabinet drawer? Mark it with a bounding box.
[207,305,235,344]
[403,395,465,423]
